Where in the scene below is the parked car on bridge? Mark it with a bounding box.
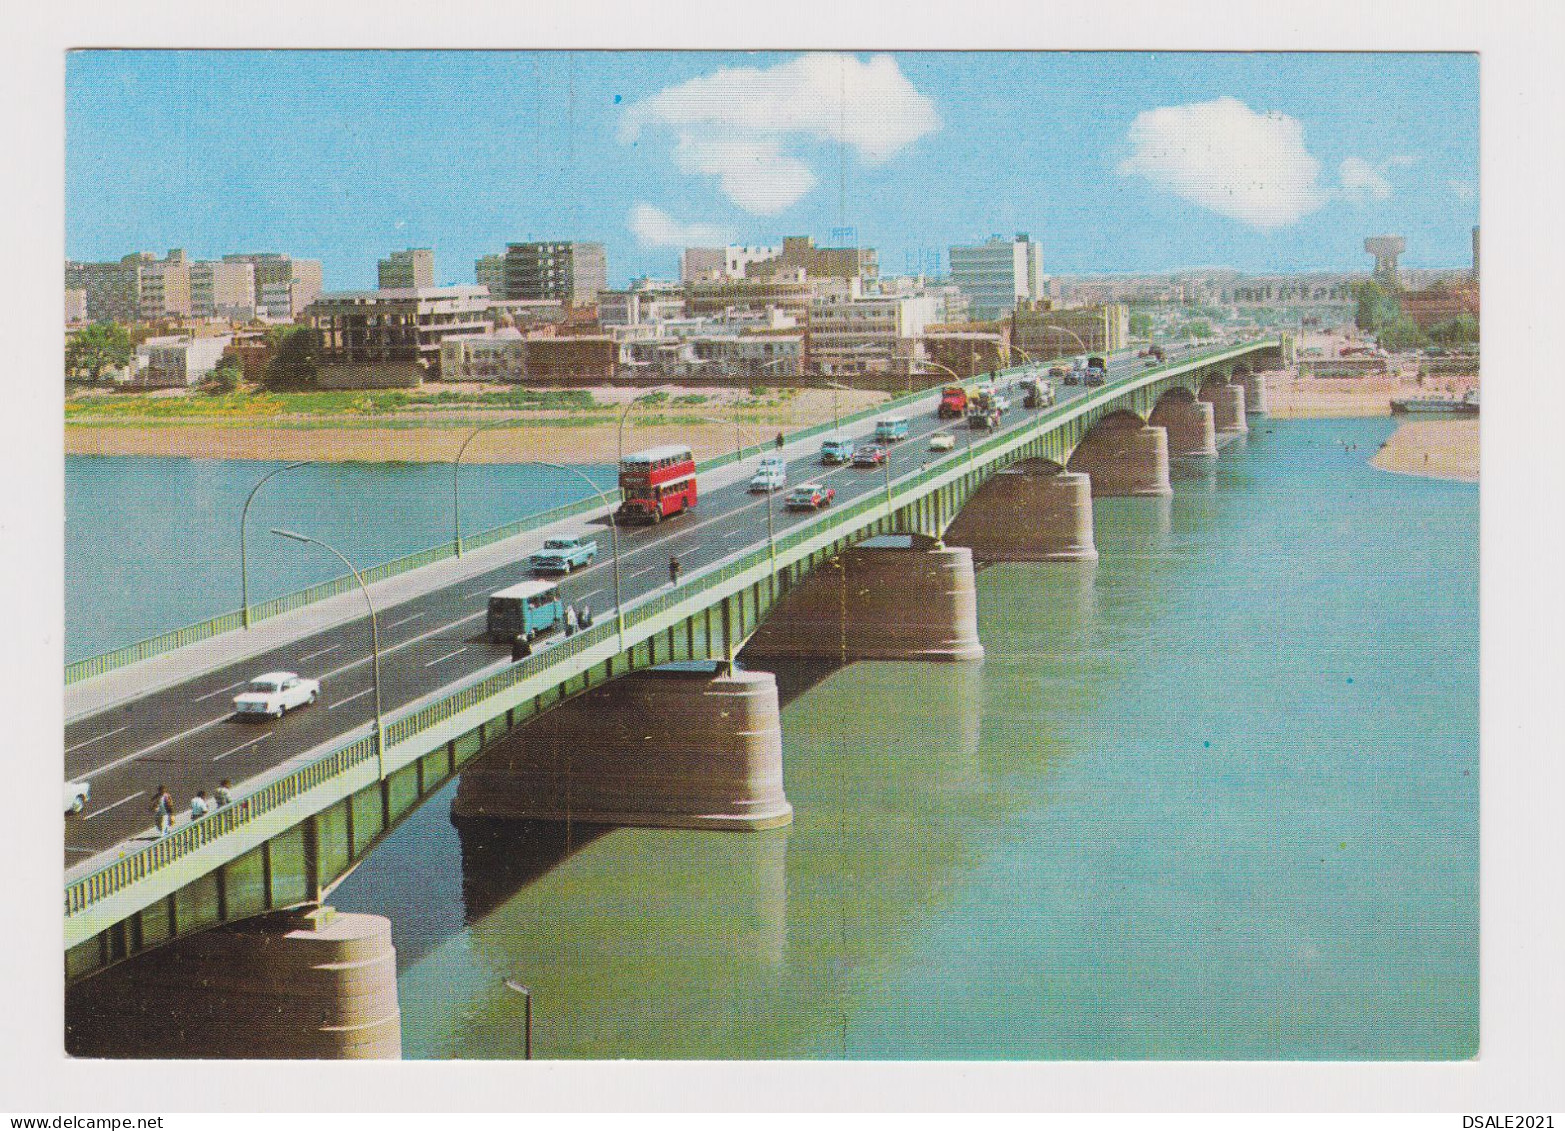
[785,483,836,511]
[929,432,956,451]
[852,444,888,468]
[528,536,598,574]
[233,671,321,719]
[64,779,91,815]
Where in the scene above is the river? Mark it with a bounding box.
[65,416,1479,1058]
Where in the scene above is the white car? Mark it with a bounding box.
[233,671,321,719]
[64,779,91,814]
[929,433,956,451]
[749,465,788,492]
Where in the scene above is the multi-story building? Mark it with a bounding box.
[807,292,939,376]
[680,244,783,283]
[597,286,687,327]
[224,254,323,319]
[690,334,805,378]
[64,288,88,326]
[746,236,877,282]
[476,254,507,295]
[502,241,608,306]
[190,259,257,321]
[307,286,492,386]
[1400,282,1480,331]
[684,271,813,325]
[1011,301,1131,359]
[438,329,617,383]
[379,248,434,290]
[65,250,194,323]
[949,234,1045,321]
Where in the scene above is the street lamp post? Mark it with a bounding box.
[456,420,627,650]
[271,528,385,780]
[703,416,777,576]
[453,418,521,558]
[240,461,314,628]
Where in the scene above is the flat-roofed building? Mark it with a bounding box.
[680,244,782,283]
[503,241,608,306]
[1011,300,1130,359]
[379,248,434,290]
[949,234,1044,321]
[134,334,232,389]
[476,254,507,295]
[191,259,256,321]
[808,292,939,376]
[224,253,323,319]
[307,285,492,386]
[438,329,616,383]
[65,249,194,323]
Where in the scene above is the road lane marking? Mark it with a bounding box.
[317,611,485,681]
[629,566,655,578]
[299,644,340,662]
[81,789,145,821]
[65,724,128,753]
[213,735,268,763]
[387,612,426,629]
[328,687,375,711]
[193,679,250,703]
[425,647,470,668]
[82,715,234,778]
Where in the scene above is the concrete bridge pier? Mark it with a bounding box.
[1238,370,1269,415]
[1149,397,1218,459]
[65,907,401,1059]
[943,462,1097,561]
[743,540,985,664]
[453,666,794,831]
[1067,418,1173,497]
[1202,383,1249,436]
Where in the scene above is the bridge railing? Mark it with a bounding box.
[65,342,1275,917]
[65,372,1001,687]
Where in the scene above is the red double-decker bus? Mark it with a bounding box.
[616,443,698,524]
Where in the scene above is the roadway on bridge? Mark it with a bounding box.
[63,346,1190,866]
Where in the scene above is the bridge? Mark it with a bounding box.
[62,337,1289,1057]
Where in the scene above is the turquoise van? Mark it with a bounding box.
[819,437,855,464]
[487,580,564,643]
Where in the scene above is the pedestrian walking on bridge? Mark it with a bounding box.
[668,555,682,586]
[152,786,173,837]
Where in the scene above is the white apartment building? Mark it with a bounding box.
[948,234,1045,321]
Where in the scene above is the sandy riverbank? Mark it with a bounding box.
[1371,419,1479,483]
[1267,372,1480,418]
[65,386,890,465]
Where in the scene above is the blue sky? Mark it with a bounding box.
[65,51,1479,289]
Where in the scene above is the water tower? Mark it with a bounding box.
[1364,235,1405,288]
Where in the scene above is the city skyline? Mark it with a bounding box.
[66,50,1479,289]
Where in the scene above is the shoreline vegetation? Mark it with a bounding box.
[64,374,1480,482]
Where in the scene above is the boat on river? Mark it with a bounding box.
[1390,388,1479,415]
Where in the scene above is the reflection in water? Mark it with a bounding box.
[453,818,612,921]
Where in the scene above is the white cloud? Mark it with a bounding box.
[1339,156,1394,202]
[628,203,732,248]
[621,53,940,215]
[1448,178,1477,202]
[1117,97,1327,229]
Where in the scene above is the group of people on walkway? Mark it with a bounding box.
[151,779,234,837]
[510,602,596,662]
